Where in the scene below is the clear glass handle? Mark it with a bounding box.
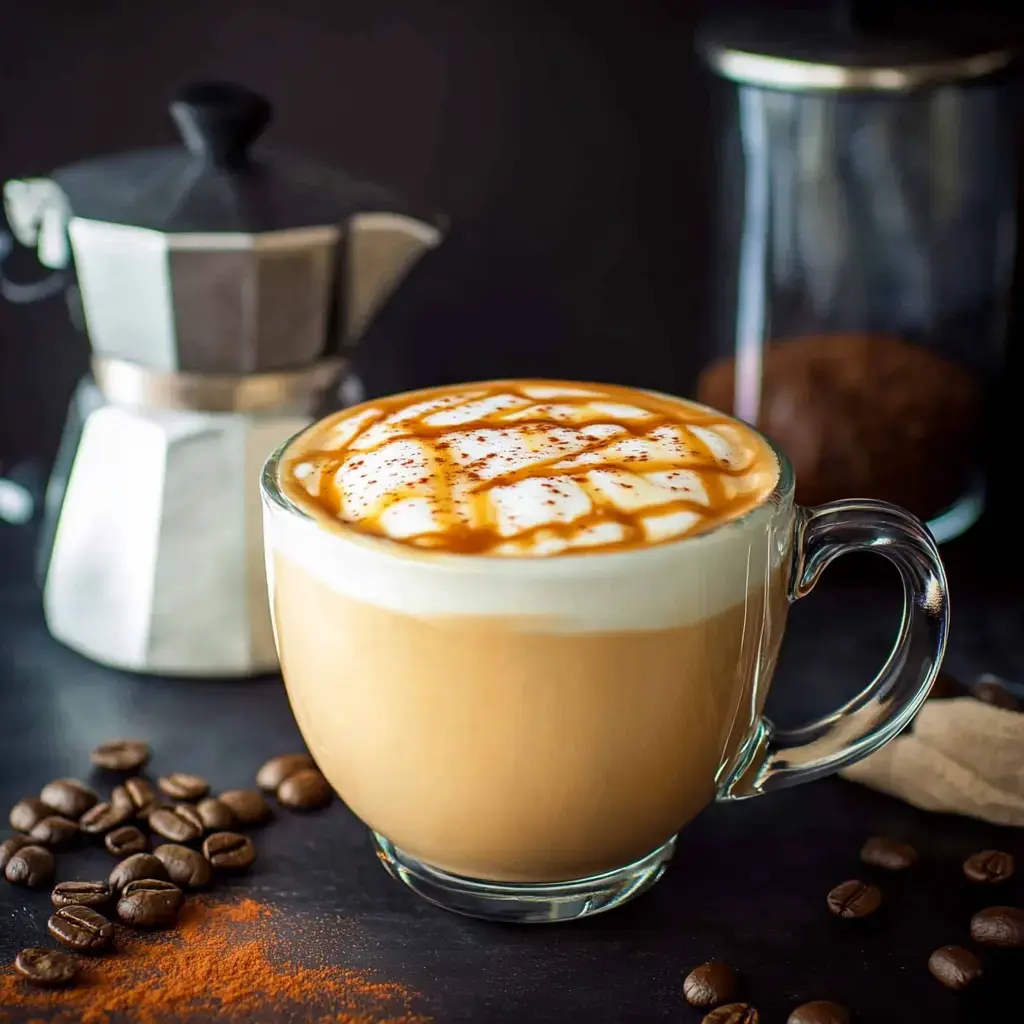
[719,499,949,800]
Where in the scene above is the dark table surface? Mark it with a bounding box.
[1,517,1023,1024]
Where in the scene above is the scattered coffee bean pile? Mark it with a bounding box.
[683,835,1020,1021]
[2,741,332,988]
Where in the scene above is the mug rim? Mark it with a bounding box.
[260,380,796,569]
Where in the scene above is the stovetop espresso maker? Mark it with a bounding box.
[2,81,442,676]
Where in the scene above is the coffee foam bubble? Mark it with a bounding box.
[281,382,780,557]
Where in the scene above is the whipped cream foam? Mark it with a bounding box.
[280,381,779,557]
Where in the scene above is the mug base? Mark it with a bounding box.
[371,832,677,923]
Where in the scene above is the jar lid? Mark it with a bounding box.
[51,81,406,232]
[697,5,1021,92]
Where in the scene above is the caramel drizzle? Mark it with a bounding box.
[280,380,777,555]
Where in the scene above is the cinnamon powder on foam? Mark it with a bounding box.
[0,897,429,1023]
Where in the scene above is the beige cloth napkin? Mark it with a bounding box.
[840,697,1024,827]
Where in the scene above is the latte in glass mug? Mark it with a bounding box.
[261,379,948,923]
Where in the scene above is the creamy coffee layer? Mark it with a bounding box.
[272,550,788,882]
[280,380,779,557]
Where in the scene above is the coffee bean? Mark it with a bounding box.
[124,777,155,803]
[105,825,148,858]
[257,753,315,792]
[196,797,235,831]
[827,880,882,919]
[9,798,56,833]
[277,769,332,810]
[48,904,114,952]
[928,670,965,700]
[158,773,209,801]
[39,779,98,820]
[176,803,205,829]
[116,777,160,819]
[0,834,33,870]
[110,785,133,815]
[219,789,271,827]
[149,805,204,844]
[973,673,1020,710]
[109,852,169,892]
[859,836,918,871]
[974,682,1019,710]
[928,945,983,990]
[787,1001,850,1024]
[79,800,131,835]
[970,905,1024,947]
[701,1003,759,1024]
[117,878,184,928]
[52,880,114,909]
[28,815,79,849]
[14,947,79,987]
[964,849,1015,884]
[203,831,256,872]
[684,962,737,1007]
[4,844,55,887]
[90,739,150,772]
[154,843,213,888]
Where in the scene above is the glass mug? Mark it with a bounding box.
[260,382,948,924]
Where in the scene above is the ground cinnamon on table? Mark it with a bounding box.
[0,897,429,1023]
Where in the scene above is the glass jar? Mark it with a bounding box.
[696,8,1021,541]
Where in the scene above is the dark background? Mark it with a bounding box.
[2,8,1024,1020]
[0,0,720,465]
[1,0,1023,537]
